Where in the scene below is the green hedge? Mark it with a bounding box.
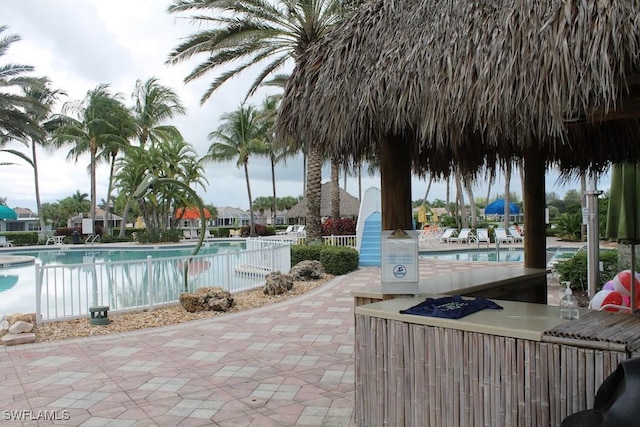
[291,245,359,275]
[1,232,39,246]
[320,246,359,275]
[554,249,619,292]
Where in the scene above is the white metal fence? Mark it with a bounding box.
[261,234,358,247]
[36,241,291,323]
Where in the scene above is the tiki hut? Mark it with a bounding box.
[277,0,640,285]
[287,182,360,223]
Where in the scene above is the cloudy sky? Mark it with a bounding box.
[0,1,600,212]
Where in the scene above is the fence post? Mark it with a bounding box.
[35,264,42,324]
[147,255,153,311]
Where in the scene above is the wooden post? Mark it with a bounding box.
[524,147,548,303]
[380,136,413,230]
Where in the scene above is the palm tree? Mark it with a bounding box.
[20,82,66,235]
[167,0,348,242]
[256,96,297,225]
[132,77,185,147]
[204,105,266,237]
[0,26,45,142]
[53,84,134,235]
[116,137,206,242]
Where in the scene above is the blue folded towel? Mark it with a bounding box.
[400,295,503,319]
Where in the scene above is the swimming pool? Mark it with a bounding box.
[419,247,580,263]
[0,241,250,318]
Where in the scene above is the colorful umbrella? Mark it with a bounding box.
[0,205,17,220]
[606,163,640,313]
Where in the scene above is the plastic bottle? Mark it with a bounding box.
[560,281,580,320]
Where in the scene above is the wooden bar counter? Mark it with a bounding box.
[352,266,549,307]
[354,296,638,426]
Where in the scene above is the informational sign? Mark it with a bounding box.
[381,229,419,294]
[82,218,94,235]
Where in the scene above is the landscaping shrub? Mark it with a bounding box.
[554,249,619,292]
[291,245,323,265]
[2,232,38,246]
[320,246,359,275]
[321,218,356,236]
[292,245,358,275]
[553,213,583,241]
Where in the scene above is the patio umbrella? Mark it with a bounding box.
[606,163,640,313]
[0,205,17,220]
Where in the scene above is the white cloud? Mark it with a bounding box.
[0,1,593,213]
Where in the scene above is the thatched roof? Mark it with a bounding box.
[287,182,360,219]
[277,0,640,176]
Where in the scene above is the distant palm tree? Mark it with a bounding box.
[21,82,66,234]
[131,77,185,147]
[167,0,348,242]
[204,105,266,237]
[53,84,134,234]
[256,96,297,224]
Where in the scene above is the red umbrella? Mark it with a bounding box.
[175,207,211,220]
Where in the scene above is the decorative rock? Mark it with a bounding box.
[179,287,235,313]
[9,320,34,334]
[2,333,36,346]
[263,272,294,296]
[289,260,324,281]
[0,319,9,338]
[6,312,31,325]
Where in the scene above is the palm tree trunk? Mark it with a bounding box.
[119,197,133,238]
[244,162,256,237]
[464,176,477,228]
[455,171,467,228]
[306,144,322,243]
[104,153,117,236]
[580,173,587,241]
[422,176,433,206]
[32,140,47,235]
[271,153,277,226]
[358,163,362,201]
[504,163,512,230]
[445,176,451,216]
[90,146,97,234]
[331,157,340,221]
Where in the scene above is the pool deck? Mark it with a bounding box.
[0,237,584,425]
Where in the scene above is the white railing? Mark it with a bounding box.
[35,241,291,323]
[262,234,358,248]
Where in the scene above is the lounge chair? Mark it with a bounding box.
[454,228,476,244]
[508,226,524,243]
[494,228,514,244]
[440,228,458,243]
[277,225,294,235]
[476,228,490,244]
[295,225,306,237]
[0,236,13,247]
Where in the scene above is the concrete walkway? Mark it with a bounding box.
[0,258,514,426]
[0,237,585,426]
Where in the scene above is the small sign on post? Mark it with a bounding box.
[381,229,419,294]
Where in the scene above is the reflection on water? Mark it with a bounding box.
[0,242,246,316]
[0,275,18,293]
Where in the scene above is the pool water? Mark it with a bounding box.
[419,247,579,263]
[0,241,246,316]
